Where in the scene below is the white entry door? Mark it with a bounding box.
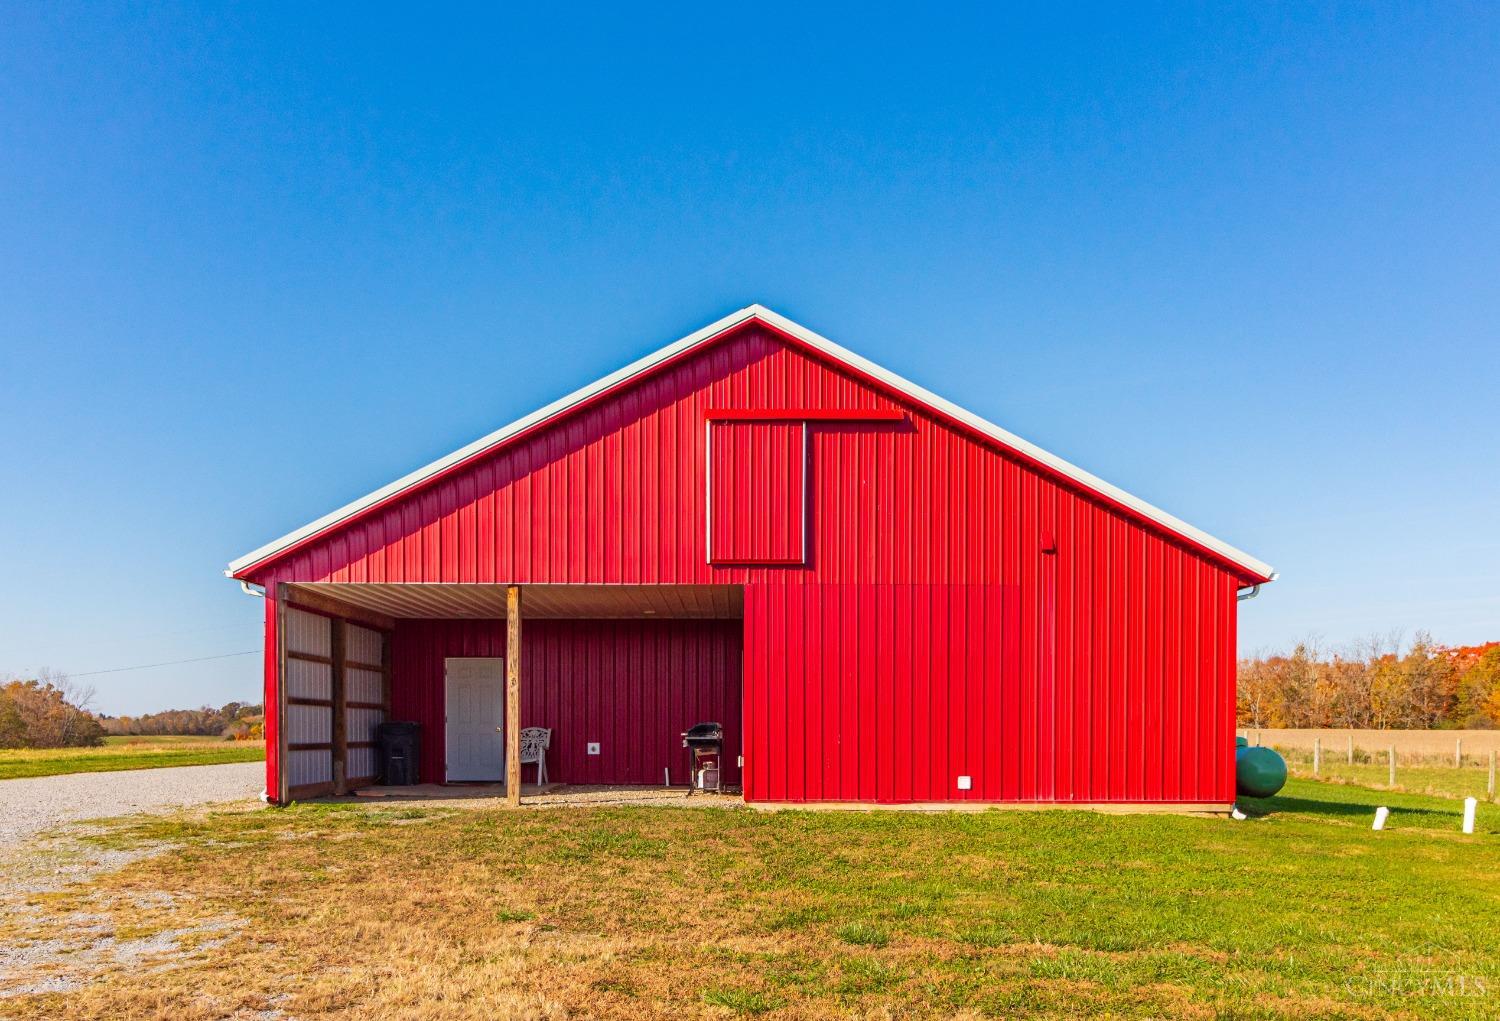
[444,657,505,782]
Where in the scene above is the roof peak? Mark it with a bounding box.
[228,305,1273,582]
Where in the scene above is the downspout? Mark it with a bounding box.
[1237,572,1279,602]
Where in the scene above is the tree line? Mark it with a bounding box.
[98,702,264,740]
[1,668,263,748]
[1237,635,1500,730]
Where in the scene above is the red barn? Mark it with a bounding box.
[228,305,1274,809]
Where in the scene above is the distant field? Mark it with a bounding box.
[0,735,264,781]
[1243,727,1500,758]
[103,735,223,746]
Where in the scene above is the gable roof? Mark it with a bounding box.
[228,304,1275,583]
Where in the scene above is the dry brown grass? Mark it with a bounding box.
[2,786,1497,1019]
[1242,728,1500,759]
[0,736,263,781]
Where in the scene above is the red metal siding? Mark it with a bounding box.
[390,618,742,787]
[709,420,805,563]
[256,322,1246,804]
[263,595,279,803]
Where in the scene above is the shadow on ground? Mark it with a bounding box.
[1238,793,1477,829]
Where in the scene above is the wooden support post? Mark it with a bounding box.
[1347,734,1354,765]
[1489,750,1496,800]
[1455,737,1462,769]
[506,585,522,808]
[331,618,347,796]
[1389,746,1397,788]
[380,626,392,717]
[1313,737,1321,777]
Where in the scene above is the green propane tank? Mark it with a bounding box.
[1235,745,1287,798]
[1235,735,1249,748]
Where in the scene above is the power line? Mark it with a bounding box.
[51,621,261,652]
[70,650,260,677]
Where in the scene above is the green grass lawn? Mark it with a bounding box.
[1272,748,1498,804]
[1288,760,1496,803]
[0,734,264,780]
[5,776,1497,1019]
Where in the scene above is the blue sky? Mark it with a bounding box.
[2,4,1496,715]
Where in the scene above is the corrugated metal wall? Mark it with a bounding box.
[390,618,741,786]
[268,603,388,800]
[284,608,333,790]
[257,323,1246,804]
[345,622,387,783]
[709,420,805,563]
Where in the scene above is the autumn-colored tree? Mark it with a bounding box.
[221,713,264,741]
[1236,656,1278,728]
[0,671,105,748]
[97,701,264,739]
[1458,646,1500,727]
[1238,634,1498,730]
[0,695,25,747]
[1322,656,1373,728]
[1405,633,1458,727]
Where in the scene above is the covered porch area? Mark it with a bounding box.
[348,783,744,808]
[270,582,744,805]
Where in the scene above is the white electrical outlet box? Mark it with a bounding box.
[587,742,600,755]
[956,775,972,791]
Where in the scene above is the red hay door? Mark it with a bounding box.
[707,420,806,565]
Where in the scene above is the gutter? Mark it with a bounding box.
[1237,571,1279,602]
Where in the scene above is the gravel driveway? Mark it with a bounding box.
[0,762,264,846]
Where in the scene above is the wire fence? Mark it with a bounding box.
[1239,728,1499,802]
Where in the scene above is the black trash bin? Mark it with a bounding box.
[376,721,421,786]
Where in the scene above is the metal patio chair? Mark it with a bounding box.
[519,726,551,786]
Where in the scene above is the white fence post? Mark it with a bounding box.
[1373,806,1389,831]
[1462,797,1477,835]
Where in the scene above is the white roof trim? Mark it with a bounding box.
[229,304,1274,580]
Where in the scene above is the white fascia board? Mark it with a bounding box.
[229,303,1274,582]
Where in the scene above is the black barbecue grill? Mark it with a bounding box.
[681,721,723,794]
